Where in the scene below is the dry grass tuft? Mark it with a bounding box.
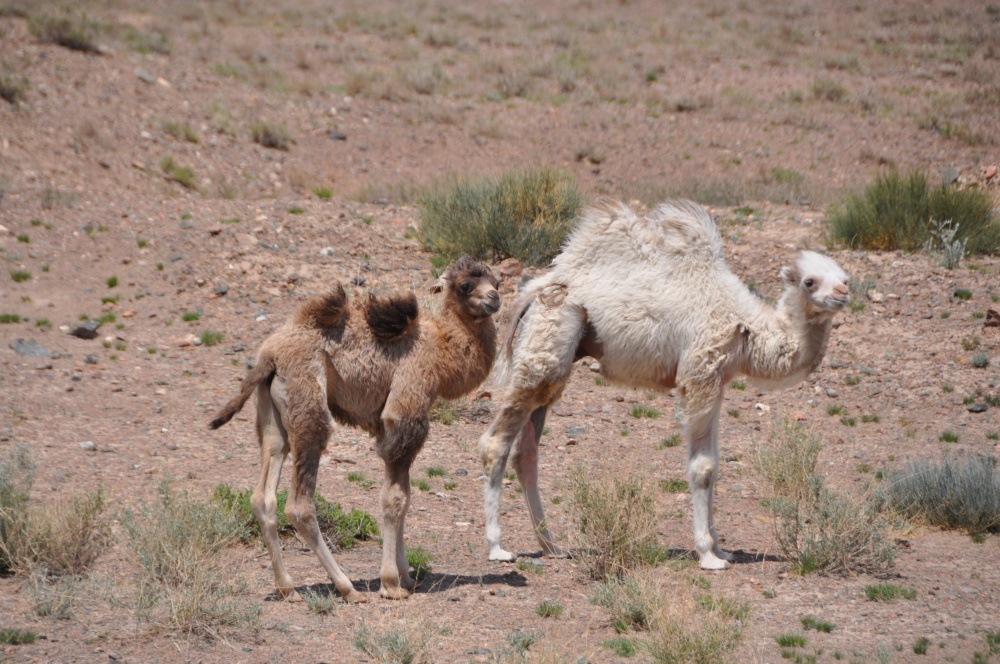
[884,456,1000,535]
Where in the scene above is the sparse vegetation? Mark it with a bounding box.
[199,329,225,346]
[535,600,564,618]
[939,430,959,443]
[913,637,930,655]
[162,120,199,143]
[10,270,30,282]
[119,482,260,635]
[351,618,438,664]
[801,616,835,633]
[570,468,658,580]
[776,634,808,648]
[419,166,583,267]
[0,313,20,323]
[0,61,29,105]
[160,156,197,189]
[631,405,661,419]
[312,186,334,199]
[658,435,682,449]
[410,478,430,492]
[754,418,895,575]
[405,545,432,581]
[182,312,201,322]
[826,171,1000,254]
[883,456,1000,534]
[212,484,377,549]
[659,479,689,493]
[251,119,292,150]
[864,584,916,601]
[28,13,104,53]
[0,628,37,645]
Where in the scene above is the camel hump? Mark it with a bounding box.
[646,199,725,262]
[295,283,349,328]
[365,291,419,341]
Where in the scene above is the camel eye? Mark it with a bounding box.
[460,282,473,294]
[804,278,815,289]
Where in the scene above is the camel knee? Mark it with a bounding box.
[381,483,409,519]
[688,456,716,490]
[285,499,318,536]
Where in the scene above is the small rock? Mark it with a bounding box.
[328,130,348,141]
[351,276,367,286]
[967,403,989,413]
[70,320,102,340]
[867,291,885,303]
[179,220,194,230]
[491,588,505,597]
[454,468,468,476]
[754,403,771,412]
[10,339,50,357]
[565,439,578,446]
[824,387,840,398]
[35,361,53,370]
[941,167,960,185]
[287,272,301,284]
[134,67,156,84]
[449,596,460,602]
[84,353,99,365]
[319,247,336,256]
[566,425,586,436]
[80,441,97,452]
[213,284,229,296]
[589,362,601,372]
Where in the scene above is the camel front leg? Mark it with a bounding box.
[379,459,414,599]
[685,391,731,570]
[480,403,532,561]
[511,405,566,558]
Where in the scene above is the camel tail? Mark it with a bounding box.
[208,357,275,429]
[492,276,548,386]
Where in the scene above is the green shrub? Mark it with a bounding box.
[826,171,1000,254]
[120,483,260,635]
[570,468,657,580]
[251,119,292,150]
[211,484,378,549]
[755,419,895,575]
[913,637,930,655]
[801,616,835,632]
[419,166,583,266]
[312,186,334,199]
[182,312,200,322]
[659,479,689,493]
[883,456,1000,534]
[631,405,661,419]
[864,583,916,601]
[0,313,20,323]
[776,634,807,647]
[0,61,29,105]
[27,13,105,53]
[162,120,199,143]
[405,545,432,581]
[199,329,224,346]
[160,156,196,189]
[602,636,638,657]
[0,628,36,645]
[10,270,30,282]
[535,600,564,618]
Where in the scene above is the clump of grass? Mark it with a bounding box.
[658,434,682,449]
[426,466,447,478]
[312,186,334,199]
[405,545,432,581]
[517,559,544,575]
[0,628,36,645]
[864,583,916,601]
[10,270,30,282]
[351,618,439,664]
[570,468,657,580]
[826,171,1000,254]
[913,637,931,654]
[182,312,201,322]
[776,633,808,647]
[535,600,564,618]
[199,329,224,346]
[288,205,305,214]
[883,456,1000,534]
[346,471,376,489]
[939,430,959,443]
[28,13,105,53]
[251,119,292,150]
[826,405,845,416]
[419,166,583,267]
[162,120,199,143]
[410,478,430,492]
[160,156,196,189]
[602,636,637,657]
[631,405,661,419]
[0,313,21,323]
[300,588,338,615]
[811,77,847,102]
[0,61,30,106]
[106,275,118,288]
[801,616,835,632]
[211,484,378,549]
[860,414,880,423]
[754,418,895,575]
[954,288,973,300]
[120,483,260,635]
[0,445,111,579]
[659,479,689,493]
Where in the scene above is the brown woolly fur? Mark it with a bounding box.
[209,256,500,602]
[365,292,419,341]
[480,200,849,571]
[294,283,348,329]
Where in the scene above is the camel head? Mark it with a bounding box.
[435,255,501,319]
[779,250,850,316]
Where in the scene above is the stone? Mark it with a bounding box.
[566,425,586,436]
[454,468,469,476]
[328,130,348,141]
[80,441,97,451]
[942,167,960,185]
[214,284,229,296]
[10,339,50,357]
[967,403,989,413]
[134,67,156,84]
[70,320,101,340]
[351,276,367,286]
[84,353,99,365]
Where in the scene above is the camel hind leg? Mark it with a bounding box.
[481,290,585,561]
[276,377,366,603]
[250,378,296,599]
[511,405,567,557]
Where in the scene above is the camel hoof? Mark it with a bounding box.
[279,588,303,602]
[343,589,367,603]
[699,555,733,571]
[489,547,517,562]
[380,585,412,600]
[400,575,416,591]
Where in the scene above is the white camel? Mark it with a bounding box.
[479,199,849,569]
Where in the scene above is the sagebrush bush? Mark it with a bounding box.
[212,484,378,549]
[27,13,105,53]
[570,468,657,580]
[826,171,1000,254]
[883,456,1000,534]
[120,483,260,635]
[755,418,895,575]
[0,445,110,578]
[351,618,439,664]
[251,119,292,150]
[419,166,583,266]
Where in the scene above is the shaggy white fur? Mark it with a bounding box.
[480,199,849,569]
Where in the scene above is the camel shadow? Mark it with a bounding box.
[268,569,529,602]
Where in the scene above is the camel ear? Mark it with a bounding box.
[430,275,447,294]
[780,264,801,285]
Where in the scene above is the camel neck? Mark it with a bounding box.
[743,289,833,383]
[433,304,497,400]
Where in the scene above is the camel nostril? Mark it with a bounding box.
[834,284,849,297]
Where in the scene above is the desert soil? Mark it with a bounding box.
[1,0,999,662]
